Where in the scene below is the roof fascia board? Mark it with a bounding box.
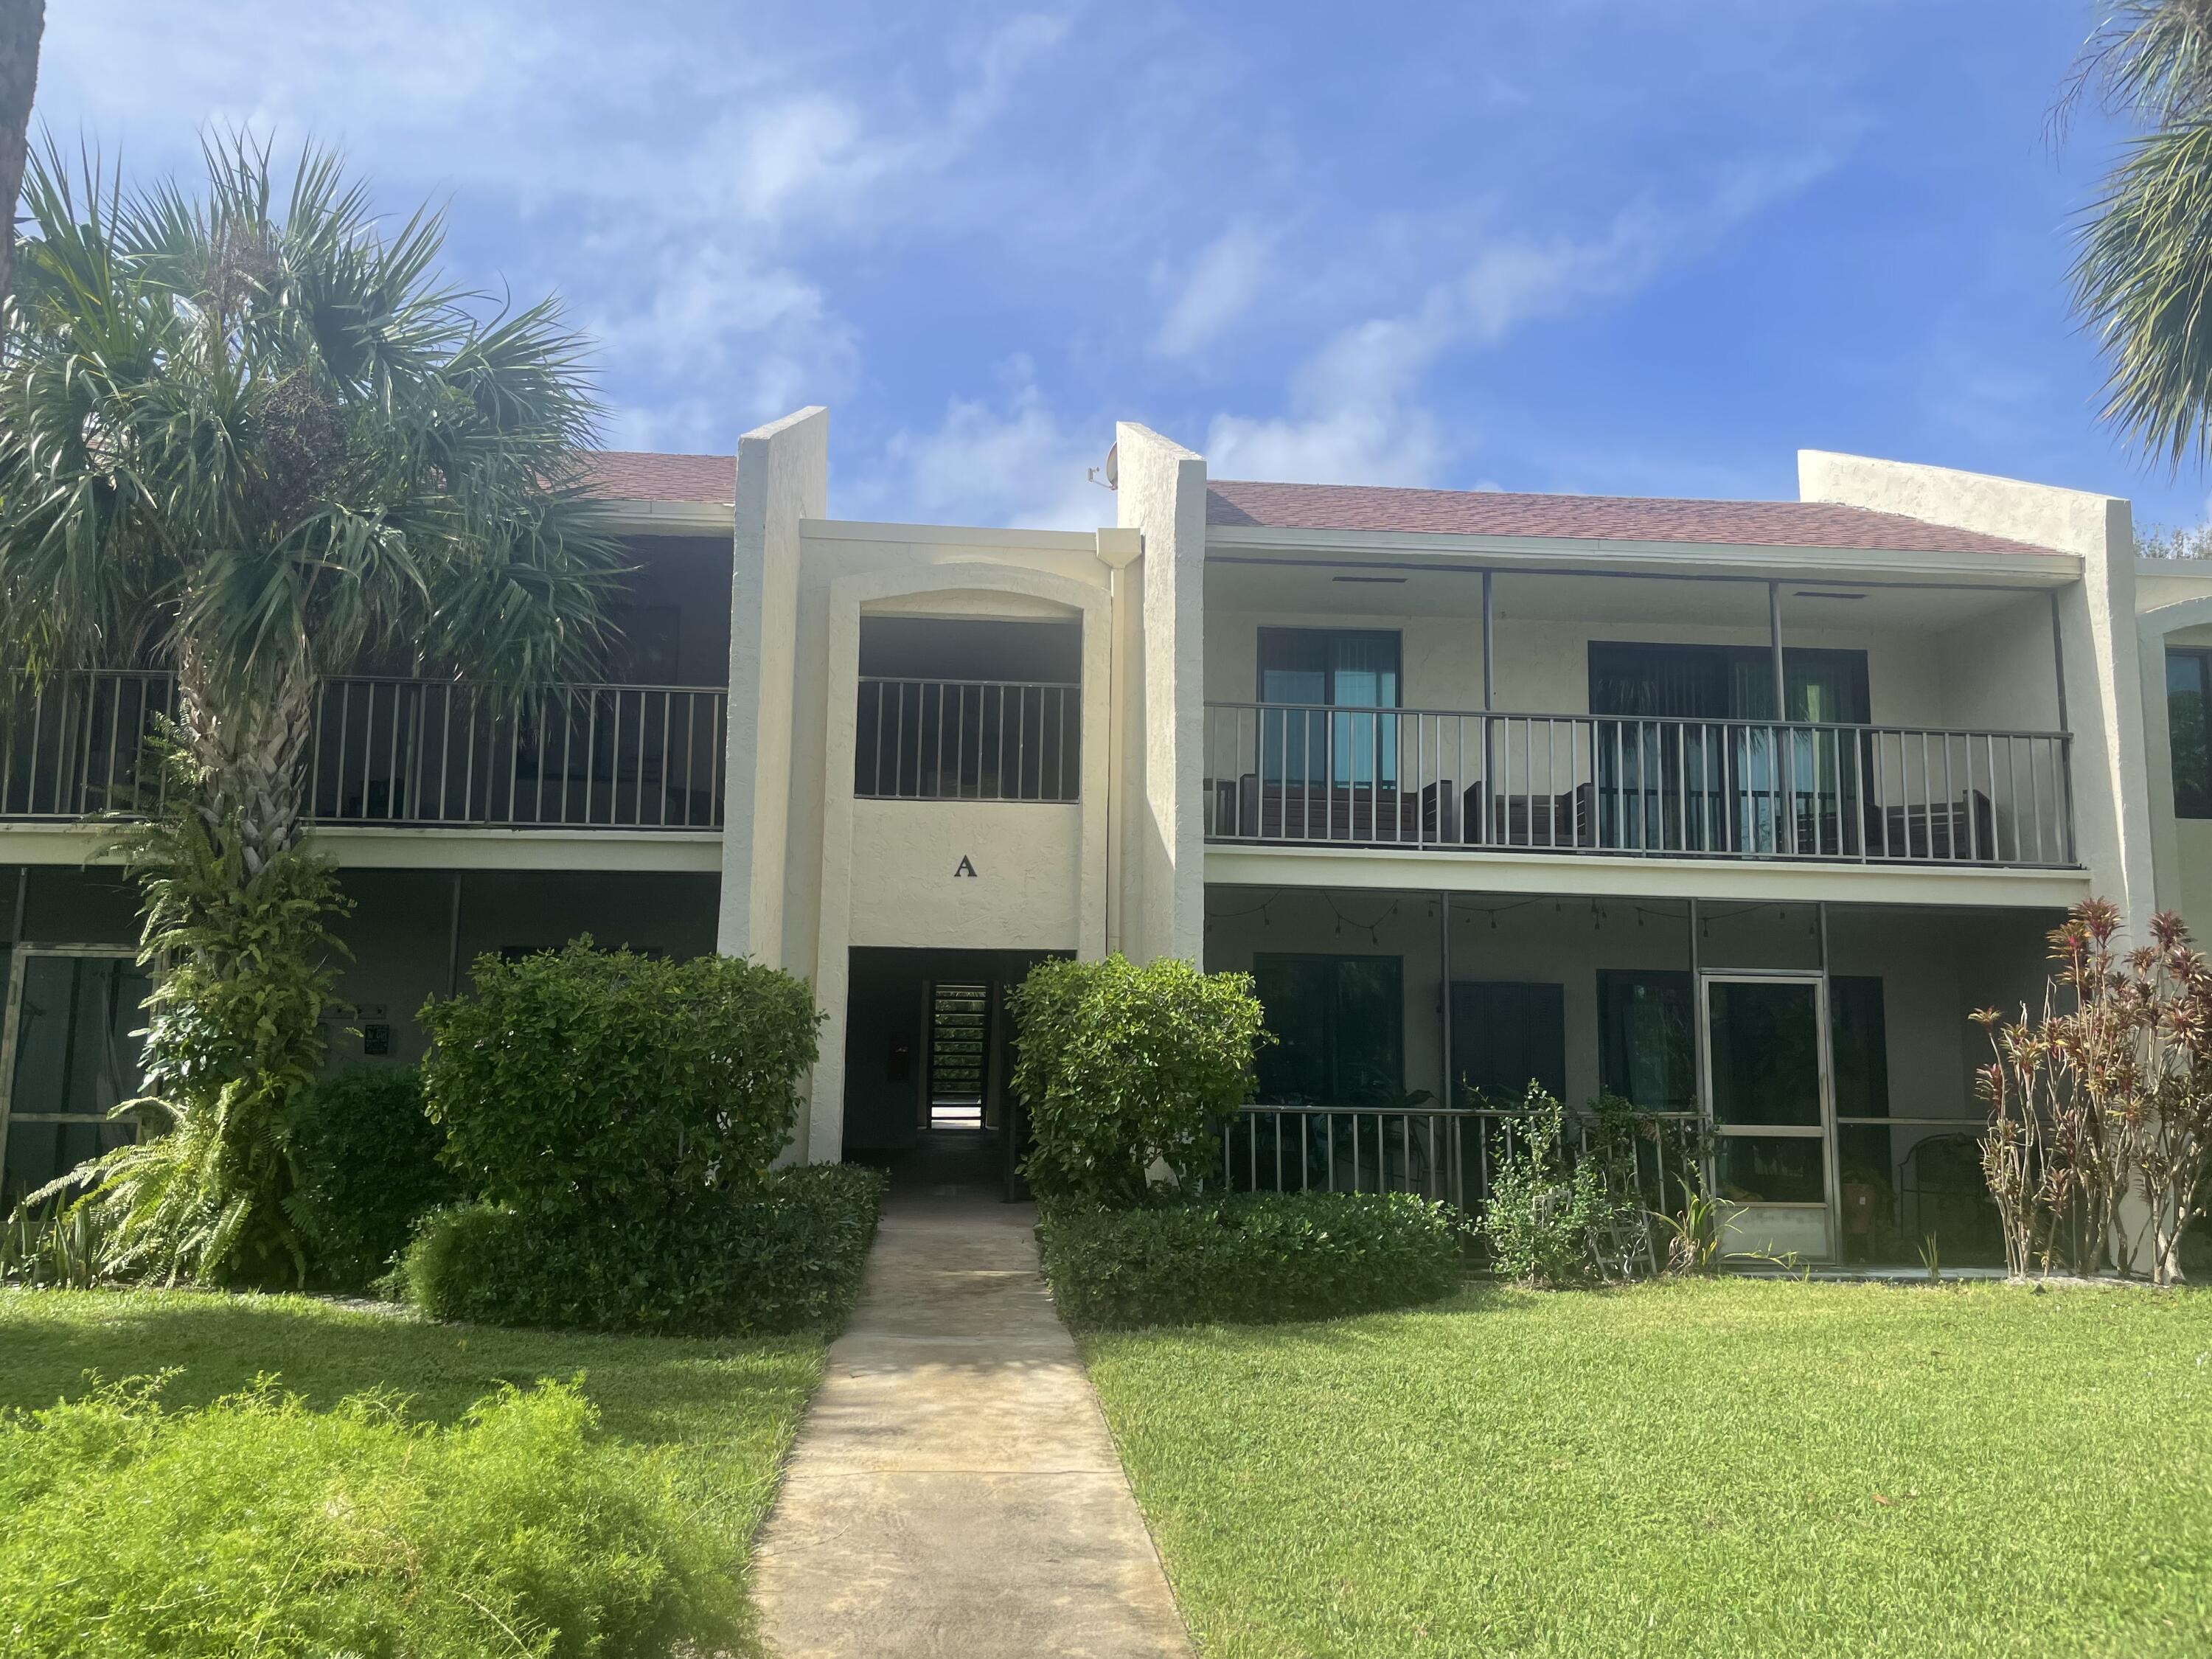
[1203,524,2080,587]
[801,518,1102,553]
[590,499,735,536]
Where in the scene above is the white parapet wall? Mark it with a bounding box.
[1799,450,2156,939]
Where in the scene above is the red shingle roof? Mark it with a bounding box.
[578,450,735,504]
[1206,479,2058,557]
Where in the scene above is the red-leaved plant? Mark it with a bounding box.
[1974,899,2212,1285]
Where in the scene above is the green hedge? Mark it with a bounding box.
[0,1377,742,1658]
[420,941,821,1225]
[1010,954,1268,1208]
[1037,1192,1467,1329]
[290,1066,455,1291]
[404,1164,887,1338]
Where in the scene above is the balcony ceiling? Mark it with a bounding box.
[1202,560,2051,633]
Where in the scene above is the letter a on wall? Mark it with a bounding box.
[953,855,978,878]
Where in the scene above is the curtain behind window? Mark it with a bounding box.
[1257,629,1401,787]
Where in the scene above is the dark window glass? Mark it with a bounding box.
[1251,953,1405,1105]
[2168,649,2212,818]
[1828,975,1891,1120]
[1450,981,1565,1106]
[1597,969,1694,1111]
[1588,642,1868,723]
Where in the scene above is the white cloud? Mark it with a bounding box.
[852,362,1109,530]
[35,3,1076,460]
[1153,221,1277,358]
[1202,155,1840,486]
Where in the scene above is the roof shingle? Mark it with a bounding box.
[578,450,735,504]
[1205,479,2057,557]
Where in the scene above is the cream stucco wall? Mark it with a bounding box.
[787,535,1118,1161]
[845,801,1085,950]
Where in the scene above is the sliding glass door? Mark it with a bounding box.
[1589,643,1868,854]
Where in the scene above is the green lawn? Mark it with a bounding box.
[1085,1279,2212,1658]
[0,1289,824,1655]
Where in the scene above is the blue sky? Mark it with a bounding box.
[33,1,2208,531]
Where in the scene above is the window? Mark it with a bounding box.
[1256,629,1400,787]
[1251,953,1404,1105]
[1597,969,1694,1112]
[1450,981,1565,1107]
[2168,648,2212,818]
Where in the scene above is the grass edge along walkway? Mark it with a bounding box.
[1084,1277,2212,1659]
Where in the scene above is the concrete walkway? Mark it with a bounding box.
[754,1136,1191,1658]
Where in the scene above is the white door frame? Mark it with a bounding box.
[1695,966,1840,1262]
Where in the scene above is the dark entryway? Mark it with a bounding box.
[842,946,1067,1200]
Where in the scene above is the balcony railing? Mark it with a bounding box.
[1222,1102,1700,1216]
[1203,702,2075,868]
[0,672,727,831]
[855,677,1079,802]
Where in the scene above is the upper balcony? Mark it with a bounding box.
[1201,703,2070,867]
[1201,556,2081,874]
[0,670,726,832]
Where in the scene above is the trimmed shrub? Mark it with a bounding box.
[1012,954,1269,1208]
[405,1164,888,1337]
[291,1065,454,1290]
[420,939,821,1222]
[0,1376,743,1658]
[1037,1192,1467,1329]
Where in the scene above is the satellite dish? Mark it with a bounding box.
[1103,441,1118,490]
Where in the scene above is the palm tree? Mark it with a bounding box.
[0,137,621,1281]
[0,0,44,321]
[2070,1,2212,468]
[0,136,619,868]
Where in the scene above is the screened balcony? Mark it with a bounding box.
[0,670,727,831]
[1200,563,2080,872]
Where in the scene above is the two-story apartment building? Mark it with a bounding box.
[5,404,2211,1267]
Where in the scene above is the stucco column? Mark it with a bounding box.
[718,406,828,968]
[1111,423,1208,964]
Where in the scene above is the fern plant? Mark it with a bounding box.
[27,743,349,1285]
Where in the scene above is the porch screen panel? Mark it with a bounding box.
[1596,969,1694,1112]
[1251,952,1405,1105]
[1,955,150,1206]
[1826,975,1890,1120]
[1450,981,1565,1107]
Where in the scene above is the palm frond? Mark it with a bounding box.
[2074,119,2212,470]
